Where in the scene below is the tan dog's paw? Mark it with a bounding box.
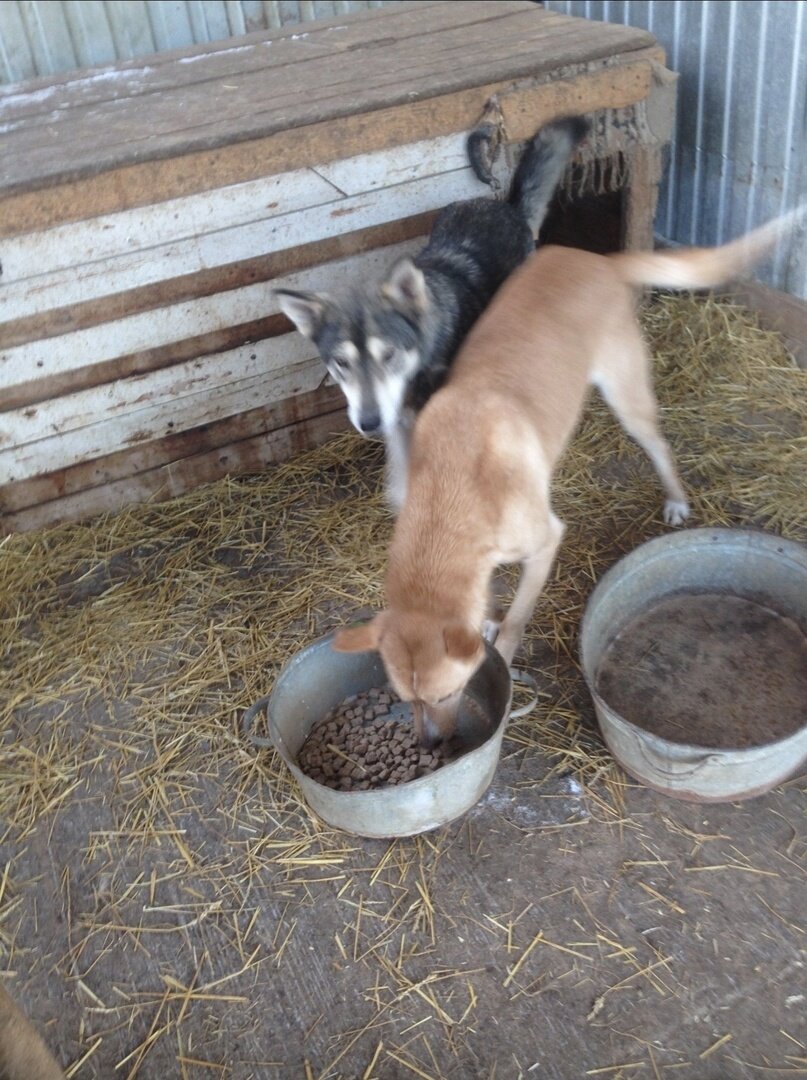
[664,499,690,526]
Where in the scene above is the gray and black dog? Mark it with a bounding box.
[275,115,589,509]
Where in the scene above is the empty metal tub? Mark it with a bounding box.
[580,528,807,802]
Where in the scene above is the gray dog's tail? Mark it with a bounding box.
[507,116,589,237]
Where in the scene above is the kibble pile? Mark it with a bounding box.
[297,686,447,791]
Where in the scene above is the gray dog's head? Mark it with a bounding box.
[275,259,429,437]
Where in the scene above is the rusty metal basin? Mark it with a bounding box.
[242,632,521,837]
[580,528,807,802]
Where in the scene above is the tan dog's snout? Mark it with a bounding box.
[333,618,479,748]
[413,693,463,748]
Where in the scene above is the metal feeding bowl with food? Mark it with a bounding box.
[580,528,807,802]
[242,631,534,838]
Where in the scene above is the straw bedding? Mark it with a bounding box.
[0,295,805,1078]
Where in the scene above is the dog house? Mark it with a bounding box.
[0,0,676,533]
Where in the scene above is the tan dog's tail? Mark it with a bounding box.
[611,206,804,290]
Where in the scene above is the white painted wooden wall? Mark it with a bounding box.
[0,131,491,491]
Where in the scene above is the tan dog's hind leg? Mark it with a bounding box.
[594,334,689,526]
[495,513,565,666]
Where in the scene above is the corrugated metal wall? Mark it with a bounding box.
[0,1,390,83]
[1,0,804,295]
[545,0,807,298]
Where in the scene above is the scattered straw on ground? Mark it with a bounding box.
[0,295,805,1078]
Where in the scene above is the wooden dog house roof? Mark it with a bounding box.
[0,2,655,202]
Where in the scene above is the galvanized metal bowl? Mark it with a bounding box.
[580,528,807,802]
[242,632,527,837]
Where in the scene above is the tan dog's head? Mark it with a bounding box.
[332,611,485,747]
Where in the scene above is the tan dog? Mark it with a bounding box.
[333,211,801,745]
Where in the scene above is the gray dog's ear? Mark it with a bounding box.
[275,289,329,339]
[381,259,429,315]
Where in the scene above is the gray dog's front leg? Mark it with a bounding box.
[384,414,413,513]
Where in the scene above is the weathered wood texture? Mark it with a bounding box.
[0,1,674,533]
[0,3,655,202]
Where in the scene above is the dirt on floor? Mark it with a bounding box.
[1,297,806,1079]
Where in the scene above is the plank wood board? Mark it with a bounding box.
[0,2,655,198]
[1,134,468,286]
[2,158,482,322]
[1,215,437,356]
[2,353,327,486]
[1,238,424,398]
[2,407,351,534]
[0,384,345,516]
[2,333,320,475]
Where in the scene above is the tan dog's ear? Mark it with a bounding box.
[332,618,382,653]
[443,624,483,661]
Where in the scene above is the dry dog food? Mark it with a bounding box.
[297,686,448,791]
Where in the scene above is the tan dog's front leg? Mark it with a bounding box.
[495,515,565,666]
